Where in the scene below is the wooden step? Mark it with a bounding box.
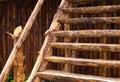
[44,56,120,68]
[53,30,120,37]
[50,43,120,52]
[66,0,120,3]
[61,5,120,14]
[58,17,120,24]
[37,70,119,82]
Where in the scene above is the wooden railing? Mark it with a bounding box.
[0,0,45,81]
[27,0,68,81]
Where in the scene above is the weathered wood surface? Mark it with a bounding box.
[0,0,44,81]
[58,17,120,24]
[50,43,120,52]
[13,26,25,82]
[53,30,120,37]
[44,56,120,68]
[27,0,68,82]
[64,13,72,72]
[37,70,119,82]
[61,5,120,14]
[7,26,25,82]
[66,0,120,3]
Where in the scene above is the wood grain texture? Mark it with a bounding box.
[44,56,120,68]
[53,30,120,37]
[37,70,119,82]
[27,0,68,82]
[61,5,120,14]
[50,43,120,52]
[58,17,120,24]
[66,0,120,3]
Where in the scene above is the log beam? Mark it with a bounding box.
[61,5,120,14]
[44,56,120,68]
[66,0,120,3]
[53,30,120,37]
[37,70,119,82]
[58,17,120,24]
[50,43,120,52]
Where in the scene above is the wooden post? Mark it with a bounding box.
[7,26,25,82]
[0,0,45,81]
[64,3,72,72]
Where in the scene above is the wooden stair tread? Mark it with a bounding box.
[44,56,120,67]
[27,0,120,81]
[58,17,120,24]
[37,70,118,82]
[66,0,120,3]
[53,30,120,37]
[61,5,120,14]
[50,43,120,52]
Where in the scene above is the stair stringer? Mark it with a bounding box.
[27,0,68,82]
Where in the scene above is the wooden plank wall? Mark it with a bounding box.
[0,0,61,72]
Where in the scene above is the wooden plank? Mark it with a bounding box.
[44,56,120,68]
[61,5,120,14]
[27,0,68,82]
[58,17,120,24]
[50,43,120,52]
[66,0,120,3]
[0,0,45,81]
[53,30,120,37]
[37,70,119,82]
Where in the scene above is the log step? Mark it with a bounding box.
[66,0,120,3]
[44,56,120,68]
[37,70,119,82]
[61,5,120,14]
[53,30,120,37]
[58,17,120,24]
[50,43,120,52]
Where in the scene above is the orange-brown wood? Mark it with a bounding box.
[61,5,120,14]
[37,70,119,82]
[53,30,120,37]
[50,43,120,52]
[66,0,120,3]
[58,17,120,24]
[64,10,72,72]
[6,26,25,82]
[44,56,120,68]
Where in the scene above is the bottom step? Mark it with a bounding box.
[37,70,119,82]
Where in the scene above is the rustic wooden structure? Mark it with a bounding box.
[0,0,60,72]
[27,0,120,81]
[1,0,120,82]
[0,0,45,81]
[6,26,25,82]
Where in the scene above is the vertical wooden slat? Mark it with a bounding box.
[64,3,72,72]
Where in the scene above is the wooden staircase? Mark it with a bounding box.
[27,0,120,82]
[1,0,120,82]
